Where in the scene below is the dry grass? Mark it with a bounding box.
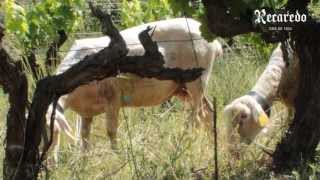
[0,43,320,179]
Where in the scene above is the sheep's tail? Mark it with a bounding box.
[209,39,223,59]
[201,39,223,96]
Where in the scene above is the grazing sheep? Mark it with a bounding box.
[46,18,223,161]
[224,44,299,144]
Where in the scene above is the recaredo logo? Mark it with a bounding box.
[254,9,307,30]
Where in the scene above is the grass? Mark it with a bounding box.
[0,41,319,179]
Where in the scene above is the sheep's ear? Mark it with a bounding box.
[223,105,233,119]
[257,112,270,127]
[224,105,235,121]
[223,105,235,126]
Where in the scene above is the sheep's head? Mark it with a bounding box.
[224,95,270,144]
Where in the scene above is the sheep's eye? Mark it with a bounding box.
[240,114,247,119]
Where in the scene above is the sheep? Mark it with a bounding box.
[224,44,299,144]
[46,18,223,161]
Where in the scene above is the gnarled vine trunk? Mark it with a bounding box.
[272,22,320,172]
[0,25,29,180]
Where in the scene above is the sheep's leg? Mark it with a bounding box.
[201,95,214,131]
[185,80,213,130]
[105,103,120,150]
[44,128,60,165]
[80,117,93,151]
[183,81,202,128]
[52,129,61,163]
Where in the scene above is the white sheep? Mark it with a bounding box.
[46,18,223,162]
[224,44,299,144]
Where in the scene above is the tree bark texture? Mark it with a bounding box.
[45,30,68,72]
[0,24,29,180]
[272,22,320,172]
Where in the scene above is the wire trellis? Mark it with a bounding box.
[34,37,206,55]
